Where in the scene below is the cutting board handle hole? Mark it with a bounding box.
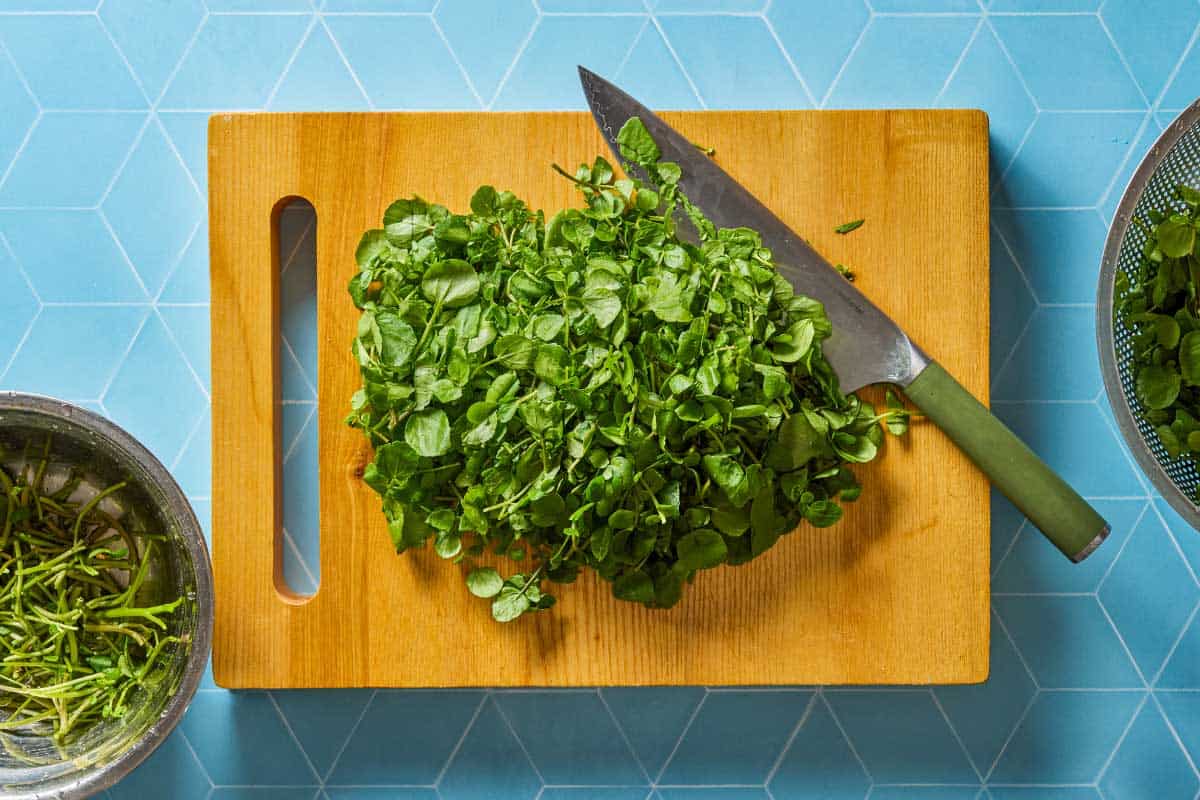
[274,196,320,602]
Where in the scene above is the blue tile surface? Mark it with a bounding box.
[2,3,1200,798]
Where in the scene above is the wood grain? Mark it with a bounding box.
[209,111,991,688]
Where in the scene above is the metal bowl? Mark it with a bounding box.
[1098,98,1200,531]
[0,392,212,799]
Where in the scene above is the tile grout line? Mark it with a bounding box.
[931,15,984,108]
[991,518,1028,580]
[263,13,318,111]
[1094,690,1151,787]
[612,14,650,79]
[982,688,1038,783]
[760,13,817,109]
[1151,691,1200,783]
[930,687,985,783]
[152,214,205,305]
[281,525,319,594]
[646,12,707,110]
[94,306,151,405]
[432,692,491,787]
[595,687,656,786]
[1093,595,1151,687]
[319,15,375,111]
[267,690,325,786]
[1095,501,1149,592]
[96,207,154,301]
[489,693,549,785]
[429,13,485,110]
[1151,599,1200,689]
[1093,11,1151,111]
[652,687,709,785]
[484,11,539,110]
[818,10,872,109]
[991,603,1040,690]
[154,304,211,402]
[761,690,819,789]
[320,689,378,786]
[819,690,876,785]
[168,397,209,473]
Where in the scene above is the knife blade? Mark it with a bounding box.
[578,66,1110,563]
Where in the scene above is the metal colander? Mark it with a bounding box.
[1099,98,1200,531]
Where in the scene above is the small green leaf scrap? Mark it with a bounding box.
[835,219,865,235]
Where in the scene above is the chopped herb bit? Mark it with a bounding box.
[835,219,865,235]
[347,117,904,622]
[835,264,855,282]
[692,141,716,157]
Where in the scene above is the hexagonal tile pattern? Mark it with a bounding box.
[768,0,868,104]
[768,696,868,799]
[826,15,978,108]
[991,209,1109,304]
[659,691,811,785]
[269,23,369,111]
[995,595,1142,688]
[0,14,145,109]
[0,210,146,302]
[103,123,204,295]
[1099,508,1200,679]
[614,23,701,110]
[997,111,1144,207]
[325,15,478,109]
[160,14,310,108]
[990,14,1145,110]
[436,0,536,105]
[0,234,37,372]
[0,44,37,179]
[936,24,1036,171]
[657,15,809,109]
[493,14,644,110]
[824,691,976,783]
[102,312,208,465]
[99,0,206,101]
[990,691,1143,784]
[1099,700,1198,800]
[3,3,1200,798]
[935,612,1037,775]
[1,305,146,400]
[0,111,144,206]
[494,692,645,785]
[181,691,320,787]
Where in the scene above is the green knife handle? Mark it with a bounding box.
[904,361,1109,562]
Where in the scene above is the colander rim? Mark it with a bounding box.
[1098,97,1200,532]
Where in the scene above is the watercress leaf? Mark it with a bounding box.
[1158,217,1196,258]
[582,286,622,328]
[1138,364,1182,410]
[491,582,531,621]
[495,335,536,369]
[676,530,727,571]
[1180,331,1200,385]
[421,259,480,308]
[612,570,654,603]
[617,117,661,165]
[771,319,816,363]
[405,408,451,457]
[467,567,504,598]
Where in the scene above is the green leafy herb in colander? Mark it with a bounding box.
[1119,184,1200,463]
[0,442,183,743]
[346,118,907,622]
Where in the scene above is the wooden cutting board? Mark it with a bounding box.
[209,111,990,688]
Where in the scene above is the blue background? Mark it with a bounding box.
[1,0,1200,797]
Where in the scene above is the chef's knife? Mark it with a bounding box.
[578,66,1109,562]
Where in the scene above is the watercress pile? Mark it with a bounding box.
[1120,184,1200,469]
[347,118,906,621]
